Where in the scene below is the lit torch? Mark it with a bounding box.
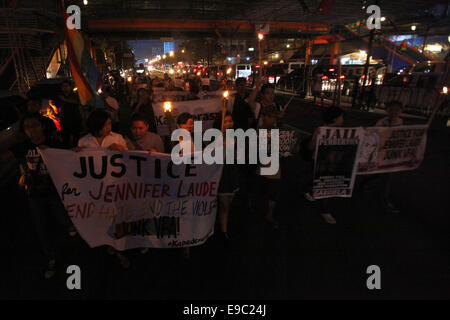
[221,91,229,133]
[42,100,61,132]
[164,101,173,134]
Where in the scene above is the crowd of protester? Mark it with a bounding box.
[8,72,404,279]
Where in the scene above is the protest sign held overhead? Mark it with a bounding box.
[313,127,364,199]
[357,125,427,174]
[39,148,223,250]
[153,97,223,136]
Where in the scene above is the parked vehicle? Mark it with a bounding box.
[266,63,288,84]
[235,64,252,79]
[287,60,305,74]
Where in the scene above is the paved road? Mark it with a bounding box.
[1,97,449,300]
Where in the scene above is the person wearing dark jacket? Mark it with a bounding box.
[12,113,75,279]
[131,87,157,133]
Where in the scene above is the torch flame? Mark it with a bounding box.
[164,101,172,112]
[42,100,61,131]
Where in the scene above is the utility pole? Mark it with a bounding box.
[336,56,342,107]
[360,29,374,110]
[359,0,379,110]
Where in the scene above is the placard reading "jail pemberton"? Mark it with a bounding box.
[39,148,223,250]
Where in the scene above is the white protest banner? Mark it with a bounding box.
[153,89,230,103]
[312,127,363,199]
[153,97,223,136]
[39,148,223,250]
[153,91,189,102]
[357,124,427,174]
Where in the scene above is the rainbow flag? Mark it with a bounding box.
[63,5,103,108]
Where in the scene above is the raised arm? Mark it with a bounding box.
[245,78,262,107]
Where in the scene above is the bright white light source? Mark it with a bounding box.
[411,25,416,31]
[258,33,264,40]
[380,17,386,22]
[83,0,88,5]
[425,44,442,52]
[164,101,172,112]
[248,48,254,52]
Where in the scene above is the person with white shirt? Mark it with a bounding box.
[77,109,129,268]
[247,80,284,129]
[376,100,404,127]
[78,109,127,151]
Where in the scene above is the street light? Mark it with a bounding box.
[411,25,416,31]
[169,51,174,57]
[380,17,386,22]
[181,49,185,53]
[162,54,166,59]
[258,33,264,41]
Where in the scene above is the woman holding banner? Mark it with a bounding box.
[77,109,131,268]
[211,111,240,242]
[175,113,195,259]
[374,100,404,214]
